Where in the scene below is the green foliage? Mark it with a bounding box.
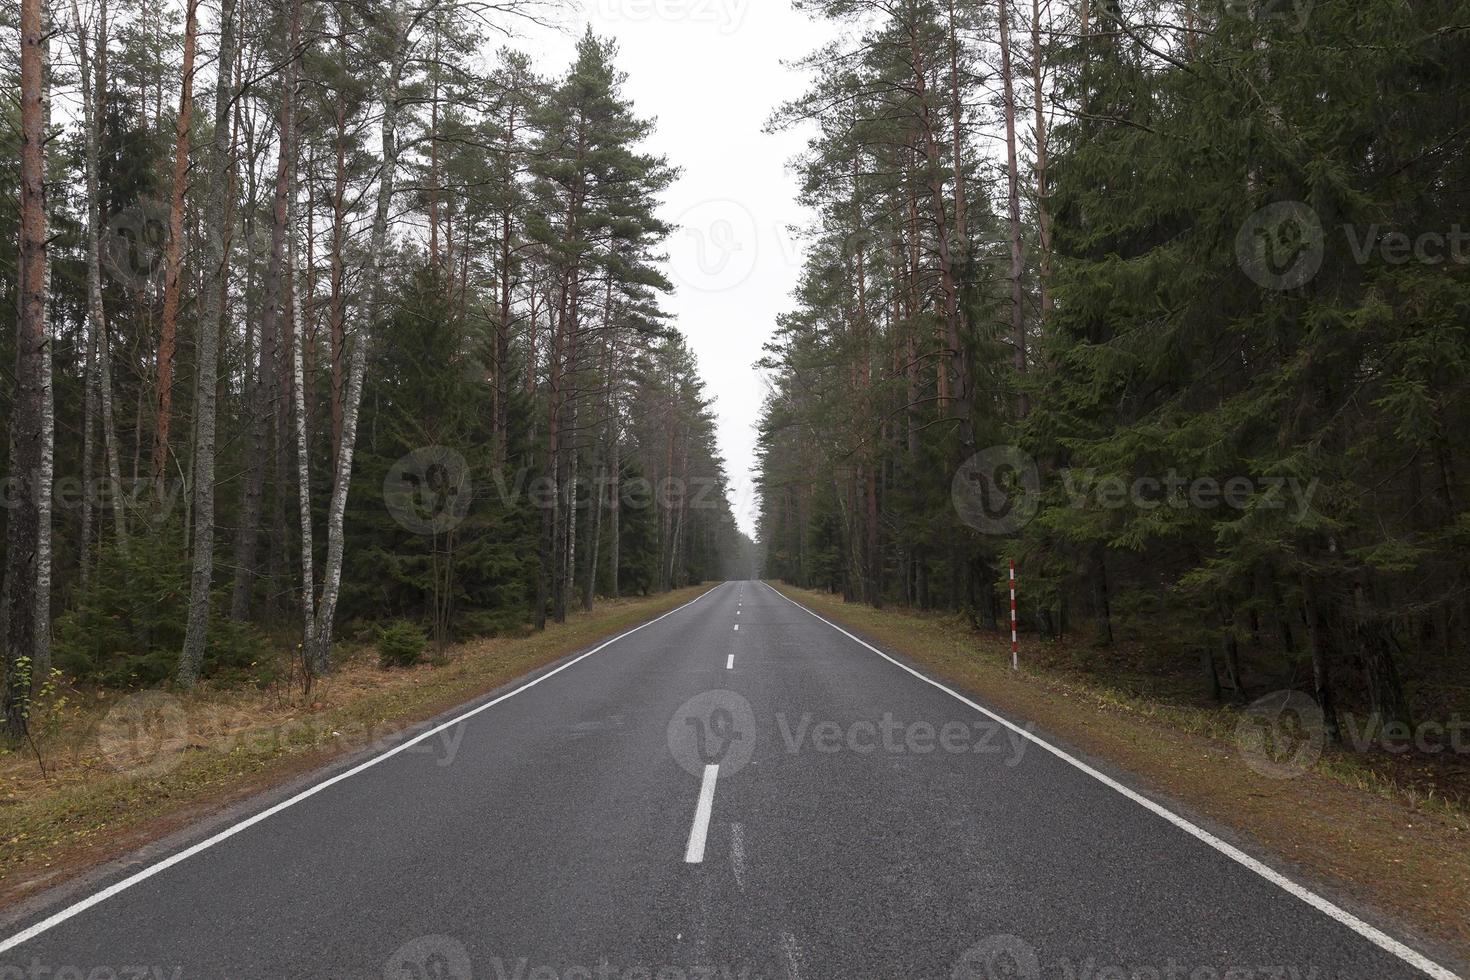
[377,620,428,669]
[53,534,273,689]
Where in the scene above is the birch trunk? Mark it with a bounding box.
[289,234,317,672]
[70,0,127,556]
[310,7,411,672]
[178,0,236,685]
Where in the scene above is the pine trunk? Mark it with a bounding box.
[4,0,48,740]
[151,0,199,487]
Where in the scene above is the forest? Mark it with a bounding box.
[756,0,1470,741]
[0,0,753,741]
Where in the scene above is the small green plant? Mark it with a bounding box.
[377,620,428,669]
[7,658,71,774]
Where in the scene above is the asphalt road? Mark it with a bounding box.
[0,581,1458,980]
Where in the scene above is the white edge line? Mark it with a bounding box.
[684,763,720,863]
[0,583,727,956]
[761,582,1460,980]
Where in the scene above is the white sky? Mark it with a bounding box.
[527,1,835,538]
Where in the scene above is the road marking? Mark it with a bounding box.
[684,764,720,863]
[779,930,805,980]
[726,655,734,670]
[729,822,747,890]
[761,583,1461,980]
[732,624,739,631]
[0,584,728,956]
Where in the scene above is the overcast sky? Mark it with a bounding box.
[526,1,835,539]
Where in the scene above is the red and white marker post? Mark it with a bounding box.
[1009,558,1018,670]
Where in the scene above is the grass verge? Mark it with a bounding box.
[771,583,1470,962]
[0,586,712,909]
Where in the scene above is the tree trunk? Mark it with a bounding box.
[233,8,300,621]
[998,0,1029,417]
[1030,0,1053,327]
[151,0,199,488]
[310,6,409,673]
[178,0,236,685]
[1302,579,1340,744]
[4,0,48,740]
[907,27,975,456]
[70,0,127,557]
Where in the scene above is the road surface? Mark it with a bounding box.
[0,582,1458,979]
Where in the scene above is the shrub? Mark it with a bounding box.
[53,535,273,688]
[377,620,427,669]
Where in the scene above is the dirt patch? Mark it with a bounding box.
[772,584,1470,964]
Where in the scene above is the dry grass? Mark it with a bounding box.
[0,587,711,908]
[774,584,1470,962]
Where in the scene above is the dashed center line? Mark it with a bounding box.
[684,764,720,863]
[733,624,739,631]
[726,654,734,670]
